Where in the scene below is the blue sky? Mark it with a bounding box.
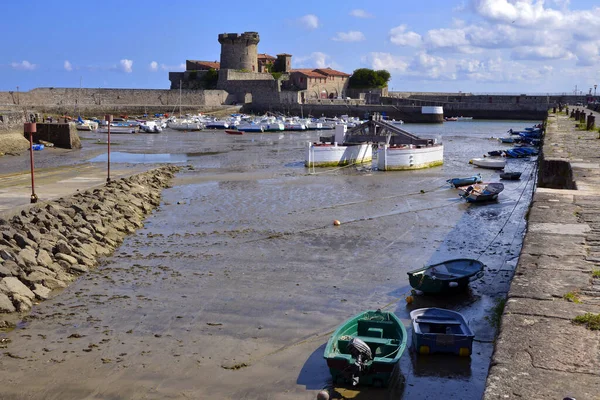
[1,0,599,94]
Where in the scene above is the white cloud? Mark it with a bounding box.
[362,52,409,73]
[149,61,158,71]
[456,56,554,83]
[349,9,373,18]
[64,60,73,72]
[331,31,365,42]
[295,52,338,69]
[573,40,600,67]
[11,60,36,71]
[511,45,573,60]
[389,25,422,47]
[120,59,133,73]
[298,14,319,30]
[409,52,455,79]
[425,28,471,50]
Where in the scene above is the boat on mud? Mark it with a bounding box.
[410,308,474,356]
[407,258,485,294]
[458,182,504,203]
[446,174,482,188]
[500,171,522,180]
[469,157,506,170]
[324,309,407,387]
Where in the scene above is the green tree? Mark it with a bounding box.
[348,68,391,89]
[203,68,219,89]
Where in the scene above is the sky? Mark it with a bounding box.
[1,0,599,94]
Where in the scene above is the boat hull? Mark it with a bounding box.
[469,157,506,169]
[410,308,474,356]
[324,310,407,387]
[377,144,444,171]
[407,258,485,294]
[305,142,372,168]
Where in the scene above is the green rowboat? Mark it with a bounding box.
[324,309,407,387]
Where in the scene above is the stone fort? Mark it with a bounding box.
[168,31,353,106]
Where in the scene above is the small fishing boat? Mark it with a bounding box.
[410,308,474,356]
[446,174,482,188]
[225,129,243,135]
[469,157,506,170]
[324,309,407,387]
[458,182,504,203]
[500,171,522,180]
[444,117,458,122]
[487,150,504,157]
[407,258,485,294]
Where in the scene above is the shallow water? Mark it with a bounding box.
[0,120,538,399]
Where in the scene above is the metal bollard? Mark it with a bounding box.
[575,110,580,120]
[24,122,38,203]
[580,112,586,124]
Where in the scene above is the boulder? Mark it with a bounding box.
[0,248,16,261]
[54,240,72,255]
[13,233,37,249]
[69,264,89,274]
[41,276,67,289]
[1,277,35,300]
[0,260,20,276]
[33,284,51,300]
[12,293,32,312]
[0,292,16,313]
[36,249,53,267]
[18,247,38,267]
[26,227,44,244]
[55,253,77,265]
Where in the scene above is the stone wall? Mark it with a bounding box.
[0,166,179,327]
[0,88,231,112]
[29,123,82,149]
[0,110,29,154]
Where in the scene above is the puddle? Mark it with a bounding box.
[88,152,188,164]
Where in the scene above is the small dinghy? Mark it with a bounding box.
[225,129,243,135]
[457,182,504,203]
[324,309,407,387]
[469,157,506,170]
[446,174,482,188]
[407,258,485,294]
[500,171,522,180]
[410,308,474,356]
[487,150,504,157]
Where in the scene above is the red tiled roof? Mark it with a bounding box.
[315,67,350,77]
[257,53,276,60]
[186,60,220,70]
[291,69,328,78]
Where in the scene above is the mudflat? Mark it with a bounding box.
[0,123,535,399]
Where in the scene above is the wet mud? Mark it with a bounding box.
[0,121,537,399]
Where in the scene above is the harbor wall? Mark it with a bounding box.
[483,109,600,399]
[0,110,29,154]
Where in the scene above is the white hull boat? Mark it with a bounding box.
[168,121,204,131]
[469,157,506,169]
[97,126,138,134]
[377,144,444,171]
[305,142,372,167]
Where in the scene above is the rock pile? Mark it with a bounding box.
[0,165,180,327]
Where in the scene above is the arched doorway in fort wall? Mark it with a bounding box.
[320,90,328,99]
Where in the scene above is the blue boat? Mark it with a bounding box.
[446,174,482,188]
[410,308,474,356]
[407,258,485,294]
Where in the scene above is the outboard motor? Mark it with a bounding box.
[347,337,373,386]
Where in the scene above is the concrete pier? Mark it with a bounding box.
[484,109,600,399]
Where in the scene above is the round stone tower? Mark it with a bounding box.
[218,32,260,72]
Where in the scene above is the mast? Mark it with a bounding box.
[179,80,182,117]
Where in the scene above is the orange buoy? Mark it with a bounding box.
[333,220,341,226]
[405,295,414,304]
